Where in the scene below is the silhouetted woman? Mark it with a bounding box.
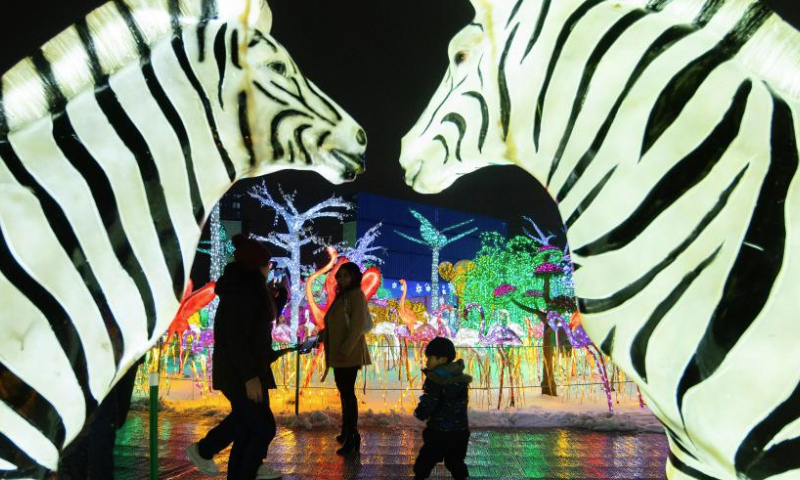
[321,262,372,455]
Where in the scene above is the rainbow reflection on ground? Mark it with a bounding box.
[112,411,668,479]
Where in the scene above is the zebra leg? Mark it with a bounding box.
[666,443,723,480]
[0,432,49,480]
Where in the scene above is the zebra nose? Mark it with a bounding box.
[356,129,367,146]
[354,153,367,173]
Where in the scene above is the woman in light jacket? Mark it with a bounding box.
[321,261,372,455]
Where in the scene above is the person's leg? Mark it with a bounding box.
[345,367,359,433]
[237,388,277,479]
[413,429,445,480]
[443,431,470,480]
[197,413,237,459]
[333,368,350,435]
[221,388,248,480]
[334,367,359,434]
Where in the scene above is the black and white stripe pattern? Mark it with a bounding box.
[0,0,365,477]
[400,0,800,478]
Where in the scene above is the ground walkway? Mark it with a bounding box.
[110,411,669,479]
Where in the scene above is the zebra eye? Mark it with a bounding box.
[454,52,468,65]
[268,61,287,76]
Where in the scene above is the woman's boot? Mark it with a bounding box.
[335,431,361,455]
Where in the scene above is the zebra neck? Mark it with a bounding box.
[506,0,775,248]
[107,22,249,223]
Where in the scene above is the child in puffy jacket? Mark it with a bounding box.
[413,337,473,480]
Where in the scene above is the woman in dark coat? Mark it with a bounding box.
[187,235,289,480]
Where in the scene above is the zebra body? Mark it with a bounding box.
[399,0,800,479]
[0,0,366,477]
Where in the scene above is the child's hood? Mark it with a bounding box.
[425,359,473,385]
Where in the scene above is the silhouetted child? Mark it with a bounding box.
[413,337,473,480]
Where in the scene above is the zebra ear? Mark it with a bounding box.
[255,0,273,33]
[467,0,492,22]
[219,0,272,33]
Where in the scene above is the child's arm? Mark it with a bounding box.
[414,379,443,421]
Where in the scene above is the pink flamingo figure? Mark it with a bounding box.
[370,308,402,366]
[433,305,456,338]
[385,308,410,340]
[546,311,614,413]
[180,328,199,374]
[398,279,438,348]
[272,319,293,344]
[408,319,438,343]
[372,318,400,341]
[481,309,523,408]
[454,303,483,347]
[482,309,523,346]
[396,279,419,330]
[531,320,545,341]
[383,308,413,383]
[372,303,401,343]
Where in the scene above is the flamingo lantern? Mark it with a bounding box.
[396,279,418,330]
[395,279,437,343]
[433,304,456,338]
[166,280,217,367]
[305,246,339,330]
[482,310,523,346]
[272,320,293,344]
[306,247,383,331]
[454,303,483,347]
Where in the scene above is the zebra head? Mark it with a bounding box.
[400,0,517,194]
[213,1,367,183]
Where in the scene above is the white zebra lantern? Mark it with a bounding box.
[0,0,366,476]
[401,0,800,479]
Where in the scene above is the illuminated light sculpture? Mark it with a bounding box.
[433,304,457,338]
[454,303,484,347]
[395,210,478,312]
[272,321,293,344]
[544,309,613,414]
[399,0,800,477]
[249,184,354,341]
[304,246,383,331]
[166,280,218,355]
[408,321,439,343]
[341,221,386,268]
[484,309,523,346]
[461,232,557,320]
[200,203,230,321]
[451,259,476,302]
[522,217,556,246]
[396,279,420,330]
[370,318,401,351]
[0,0,367,473]
[305,246,339,328]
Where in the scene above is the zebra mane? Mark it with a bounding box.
[0,0,267,134]
[645,0,800,102]
[485,0,800,103]
[734,1,800,103]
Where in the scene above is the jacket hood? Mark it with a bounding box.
[425,359,473,385]
[215,262,266,297]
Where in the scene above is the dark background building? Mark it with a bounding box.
[344,193,508,282]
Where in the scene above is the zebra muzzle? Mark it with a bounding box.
[331,149,366,175]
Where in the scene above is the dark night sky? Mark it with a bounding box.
[1,0,799,243]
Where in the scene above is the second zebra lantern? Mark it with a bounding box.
[399,1,800,479]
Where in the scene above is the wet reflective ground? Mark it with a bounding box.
[113,412,668,479]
